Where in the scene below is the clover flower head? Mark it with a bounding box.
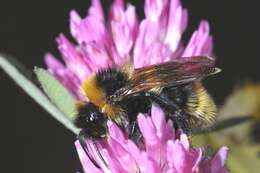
[44,0,228,172]
[75,104,229,173]
[45,0,213,99]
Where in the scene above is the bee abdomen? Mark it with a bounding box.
[185,82,217,128]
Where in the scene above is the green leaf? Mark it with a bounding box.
[34,67,77,120]
[194,116,253,134]
[0,54,79,134]
[227,145,260,173]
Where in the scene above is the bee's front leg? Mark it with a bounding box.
[78,130,108,168]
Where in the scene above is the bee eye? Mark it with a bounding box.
[89,113,95,121]
[75,103,106,129]
[89,111,103,122]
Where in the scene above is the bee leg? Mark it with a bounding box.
[175,112,192,135]
[129,121,143,145]
[147,92,178,113]
[78,131,108,168]
[148,92,192,135]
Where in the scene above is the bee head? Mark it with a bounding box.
[75,102,107,139]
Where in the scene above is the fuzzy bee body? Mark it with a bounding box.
[74,56,220,139]
[75,68,152,139]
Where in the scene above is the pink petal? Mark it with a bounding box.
[44,53,82,98]
[44,52,65,70]
[138,114,158,145]
[102,148,128,173]
[194,21,211,55]
[113,0,124,9]
[109,4,138,58]
[138,113,163,166]
[88,0,104,21]
[151,104,175,141]
[133,20,161,67]
[192,148,203,172]
[125,4,139,39]
[164,2,188,52]
[126,140,143,165]
[167,140,187,172]
[167,139,202,173]
[210,147,229,173]
[183,20,213,57]
[144,0,166,22]
[75,141,102,173]
[133,20,148,67]
[109,0,124,25]
[70,10,82,40]
[139,152,161,173]
[107,137,137,172]
[56,34,91,82]
[150,104,175,165]
[179,134,190,150]
[107,121,126,145]
[151,104,167,138]
[70,10,107,47]
[80,41,113,72]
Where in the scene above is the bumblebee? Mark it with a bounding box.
[74,56,220,167]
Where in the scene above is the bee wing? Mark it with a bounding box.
[110,56,220,101]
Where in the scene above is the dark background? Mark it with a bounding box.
[0,0,259,172]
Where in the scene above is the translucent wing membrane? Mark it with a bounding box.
[110,56,220,101]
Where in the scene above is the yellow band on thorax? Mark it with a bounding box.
[81,75,106,108]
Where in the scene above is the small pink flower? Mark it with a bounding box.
[44,0,228,172]
[75,104,229,173]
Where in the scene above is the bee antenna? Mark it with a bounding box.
[78,131,108,169]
